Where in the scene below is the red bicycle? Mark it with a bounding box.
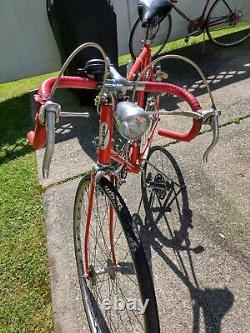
[27,1,220,332]
[129,0,250,59]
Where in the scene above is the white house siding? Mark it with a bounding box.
[0,0,60,83]
[0,0,248,83]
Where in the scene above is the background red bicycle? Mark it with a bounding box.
[129,0,250,59]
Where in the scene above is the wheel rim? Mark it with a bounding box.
[207,0,250,46]
[74,177,146,332]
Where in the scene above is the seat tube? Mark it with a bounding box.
[138,46,152,107]
[98,104,113,165]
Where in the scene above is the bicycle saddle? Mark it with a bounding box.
[138,0,173,27]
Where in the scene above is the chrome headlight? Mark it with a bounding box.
[114,102,150,140]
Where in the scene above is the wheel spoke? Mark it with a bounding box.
[73,174,157,332]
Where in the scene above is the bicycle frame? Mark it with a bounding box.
[85,42,153,274]
[172,0,234,31]
[97,81,202,173]
[173,0,211,27]
[27,41,219,278]
[84,43,203,275]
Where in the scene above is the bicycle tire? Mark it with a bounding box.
[73,173,160,333]
[129,14,172,60]
[206,0,250,47]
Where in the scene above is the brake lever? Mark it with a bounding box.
[41,101,61,179]
[202,108,220,163]
[40,101,90,179]
[140,105,220,162]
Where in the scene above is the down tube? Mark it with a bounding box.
[98,104,113,165]
[84,172,96,276]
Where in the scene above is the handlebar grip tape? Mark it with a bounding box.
[27,113,46,150]
[144,82,202,142]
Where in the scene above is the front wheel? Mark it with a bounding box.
[206,0,250,47]
[129,14,172,60]
[73,173,160,332]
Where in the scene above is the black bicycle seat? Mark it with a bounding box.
[138,0,173,27]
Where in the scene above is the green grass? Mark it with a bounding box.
[0,72,58,103]
[0,77,53,332]
[118,33,210,66]
[118,37,188,66]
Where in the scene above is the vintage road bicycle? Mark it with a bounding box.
[27,1,220,332]
[129,0,250,59]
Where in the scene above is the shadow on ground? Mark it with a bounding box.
[160,39,250,95]
[0,94,32,163]
[133,146,234,332]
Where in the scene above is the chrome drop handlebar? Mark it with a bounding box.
[141,107,220,162]
[40,94,220,179]
[202,108,220,163]
[39,55,220,178]
[41,101,60,179]
[42,109,56,179]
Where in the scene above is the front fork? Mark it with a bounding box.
[84,170,118,279]
[84,103,117,278]
[84,171,96,277]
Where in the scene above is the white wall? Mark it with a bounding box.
[0,0,248,83]
[0,0,60,83]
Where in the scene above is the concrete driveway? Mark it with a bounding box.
[34,40,250,332]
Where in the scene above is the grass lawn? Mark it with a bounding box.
[0,74,55,332]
